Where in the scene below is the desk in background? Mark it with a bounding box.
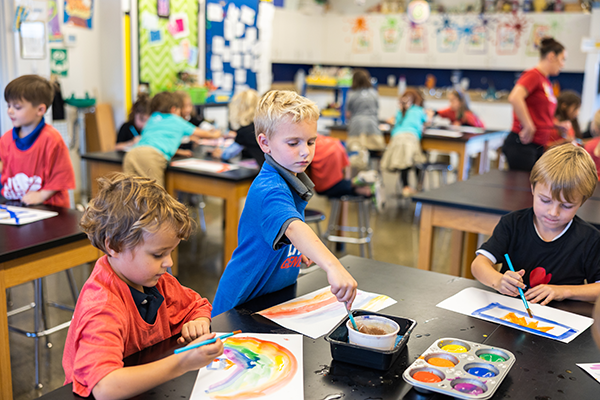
[328,124,508,181]
[82,152,258,271]
[37,255,600,400]
[413,170,600,275]
[0,206,100,400]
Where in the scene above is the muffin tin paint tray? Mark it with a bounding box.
[403,338,515,400]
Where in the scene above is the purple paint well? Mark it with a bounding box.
[454,382,485,394]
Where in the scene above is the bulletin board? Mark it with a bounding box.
[138,0,199,94]
[205,0,259,95]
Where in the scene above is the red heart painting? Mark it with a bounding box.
[529,267,552,287]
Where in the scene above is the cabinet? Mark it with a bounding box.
[302,83,350,125]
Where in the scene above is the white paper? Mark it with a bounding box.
[206,3,224,22]
[211,36,225,55]
[222,74,234,91]
[170,159,238,173]
[212,71,224,88]
[223,20,234,41]
[447,125,485,134]
[240,5,256,25]
[257,1,275,29]
[190,333,303,400]
[226,3,240,22]
[245,27,258,43]
[243,54,252,69]
[437,288,594,343]
[242,38,253,54]
[222,46,231,62]
[257,286,397,339]
[0,206,58,225]
[171,46,185,64]
[577,363,600,383]
[210,55,223,72]
[424,129,463,138]
[234,69,247,84]
[230,54,242,69]
[141,11,159,30]
[230,39,242,54]
[251,57,260,72]
[235,22,245,38]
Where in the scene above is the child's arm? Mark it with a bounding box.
[174,149,193,158]
[191,127,221,140]
[524,282,600,305]
[471,254,526,297]
[508,85,536,144]
[286,220,357,306]
[21,189,58,205]
[92,333,223,400]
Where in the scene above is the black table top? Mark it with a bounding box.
[82,151,259,182]
[412,171,600,229]
[36,255,600,399]
[0,203,87,264]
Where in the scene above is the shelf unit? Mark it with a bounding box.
[302,82,350,125]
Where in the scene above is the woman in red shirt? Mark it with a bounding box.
[436,90,484,128]
[503,37,566,171]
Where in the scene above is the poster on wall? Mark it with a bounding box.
[408,24,427,53]
[64,0,94,29]
[48,1,63,42]
[380,17,402,52]
[437,26,459,53]
[526,23,551,56]
[50,48,69,76]
[465,25,487,54]
[350,16,373,54]
[157,0,170,18]
[496,24,518,55]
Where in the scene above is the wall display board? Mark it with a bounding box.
[205,0,261,96]
[271,10,589,73]
[139,0,199,94]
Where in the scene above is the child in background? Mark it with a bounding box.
[471,145,600,305]
[211,90,357,316]
[346,69,385,169]
[584,110,600,180]
[123,91,220,187]
[177,90,203,127]
[213,89,264,166]
[547,90,581,147]
[0,74,75,208]
[63,173,222,399]
[381,88,431,198]
[115,94,150,151]
[435,89,484,128]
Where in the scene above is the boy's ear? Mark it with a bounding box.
[257,133,270,153]
[104,237,120,258]
[36,103,47,116]
[530,184,535,195]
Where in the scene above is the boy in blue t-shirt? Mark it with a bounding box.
[212,90,358,316]
[123,91,220,187]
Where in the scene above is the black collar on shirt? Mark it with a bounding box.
[128,285,164,324]
[12,118,45,151]
[264,153,314,201]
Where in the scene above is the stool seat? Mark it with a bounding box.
[304,208,325,238]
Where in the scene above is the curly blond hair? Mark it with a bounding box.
[254,90,319,139]
[80,173,194,253]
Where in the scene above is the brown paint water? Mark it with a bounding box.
[356,324,387,335]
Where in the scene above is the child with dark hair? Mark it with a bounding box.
[0,74,75,207]
[547,90,581,147]
[115,94,150,151]
[435,89,485,128]
[123,91,220,187]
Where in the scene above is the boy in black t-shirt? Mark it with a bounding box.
[471,145,600,306]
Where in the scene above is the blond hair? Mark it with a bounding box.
[530,144,598,204]
[254,90,320,139]
[80,173,194,254]
[229,89,259,131]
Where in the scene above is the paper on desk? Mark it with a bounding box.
[191,333,303,400]
[447,125,485,134]
[170,158,238,173]
[424,129,463,138]
[437,287,593,343]
[577,363,600,383]
[0,206,58,225]
[257,286,397,339]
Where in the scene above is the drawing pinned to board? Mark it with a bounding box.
[190,334,303,400]
[495,12,530,55]
[64,0,94,29]
[380,17,402,52]
[349,16,373,54]
[408,23,427,53]
[437,287,593,343]
[526,19,562,56]
[48,1,63,42]
[167,12,189,39]
[148,29,163,47]
[157,0,170,18]
[434,14,459,53]
[465,25,487,54]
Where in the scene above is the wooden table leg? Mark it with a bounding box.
[0,270,13,400]
[463,233,478,279]
[417,203,434,270]
[457,146,468,181]
[449,230,464,276]
[223,193,241,267]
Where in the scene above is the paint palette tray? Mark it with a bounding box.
[324,310,417,370]
[403,338,515,400]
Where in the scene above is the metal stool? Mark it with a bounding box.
[417,162,452,191]
[8,271,79,389]
[325,195,373,258]
[305,208,325,237]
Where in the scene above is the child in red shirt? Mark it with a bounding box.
[0,75,75,208]
[63,173,223,399]
[435,89,484,128]
[584,110,600,180]
[547,90,581,147]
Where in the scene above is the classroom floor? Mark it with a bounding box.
[8,169,457,400]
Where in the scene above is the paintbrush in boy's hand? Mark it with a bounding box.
[504,254,534,318]
[174,330,242,354]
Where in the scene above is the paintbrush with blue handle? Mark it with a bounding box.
[174,330,241,354]
[504,254,533,318]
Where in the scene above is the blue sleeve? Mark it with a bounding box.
[260,184,303,250]
[173,116,197,137]
[395,110,404,127]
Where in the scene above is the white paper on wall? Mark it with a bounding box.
[234,69,247,84]
[222,74,234,91]
[230,54,242,69]
[212,36,225,55]
[210,55,223,72]
[207,3,224,22]
[240,5,256,26]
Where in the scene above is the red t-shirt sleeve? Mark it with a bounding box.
[462,111,485,128]
[516,69,541,95]
[436,108,455,120]
[43,130,76,192]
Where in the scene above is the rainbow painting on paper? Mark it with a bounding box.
[577,363,600,383]
[257,286,397,339]
[191,333,303,400]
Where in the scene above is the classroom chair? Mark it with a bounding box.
[324,195,373,258]
[416,161,453,191]
[8,272,79,389]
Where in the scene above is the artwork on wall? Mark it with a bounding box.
[48,1,63,42]
[434,15,459,53]
[408,23,427,53]
[350,16,373,54]
[157,0,170,18]
[64,0,94,29]
[465,25,487,54]
[380,17,402,52]
[495,12,530,55]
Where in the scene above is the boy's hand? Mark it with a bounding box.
[21,190,51,205]
[495,269,526,297]
[326,266,357,308]
[178,317,211,344]
[177,333,224,372]
[525,284,566,305]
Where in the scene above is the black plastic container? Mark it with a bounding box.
[324,310,417,370]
